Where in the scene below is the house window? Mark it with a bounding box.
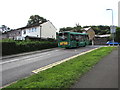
[23,30,26,34]
[34,28,37,32]
[32,28,34,32]
[29,29,31,33]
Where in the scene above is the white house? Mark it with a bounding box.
[41,21,57,39]
[20,20,57,40]
[21,26,41,39]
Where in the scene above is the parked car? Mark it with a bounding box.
[106,41,120,45]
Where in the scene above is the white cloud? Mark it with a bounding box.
[0,0,119,30]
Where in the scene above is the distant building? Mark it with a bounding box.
[2,32,8,39]
[2,20,57,40]
[7,29,22,40]
[82,27,95,40]
[94,34,110,45]
[19,20,57,40]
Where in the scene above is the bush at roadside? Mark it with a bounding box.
[2,40,57,56]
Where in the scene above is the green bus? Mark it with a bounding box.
[58,31,89,48]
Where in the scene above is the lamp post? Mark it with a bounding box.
[106,9,114,46]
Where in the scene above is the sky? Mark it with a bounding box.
[0,0,119,31]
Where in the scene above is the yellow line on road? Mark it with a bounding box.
[32,47,99,74]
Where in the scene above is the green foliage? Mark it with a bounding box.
[84,25,110,35]
[60,27,73,32]
[1,39,15,42]
[59,25,82,32]
[2,40,57,56]
[0,25,11,32]
[115,27,120,43]
[3,47,116,88]
[60,25,110,35]
[27,15,47,26]
[73,25,82,32]
[2,42,18,55]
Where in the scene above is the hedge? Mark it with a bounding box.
[2,41,57,56]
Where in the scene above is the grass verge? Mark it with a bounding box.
[3,47,116,89]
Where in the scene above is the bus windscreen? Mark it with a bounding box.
[59,33,68,41]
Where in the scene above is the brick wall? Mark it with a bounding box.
[94,37,109,45]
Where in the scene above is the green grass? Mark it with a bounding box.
[3,47,116,89]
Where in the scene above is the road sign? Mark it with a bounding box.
[110,25,116,33]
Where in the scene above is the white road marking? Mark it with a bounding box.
[1,50,58,65]
[0,59,20,65]
[55,50,59,51]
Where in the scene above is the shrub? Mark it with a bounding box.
[2,41,58,56]
[2,42,17,55]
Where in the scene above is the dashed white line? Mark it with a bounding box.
[1,51,54,65]
[0,59,20,65]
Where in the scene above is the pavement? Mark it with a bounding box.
[71,48,118,88]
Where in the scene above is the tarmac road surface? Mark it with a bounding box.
[0,45,106,87]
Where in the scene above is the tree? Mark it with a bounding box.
[27,15,47,26]
[0,25,11,33]
[59,27,73,32]
[73,24,82,32]
[59,24,83,32]
[60,25,110,35]
[90,25,110,35]
[114,27,120,42]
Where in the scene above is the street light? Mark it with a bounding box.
[106,9,114,46]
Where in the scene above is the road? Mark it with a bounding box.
[0,45,104,87]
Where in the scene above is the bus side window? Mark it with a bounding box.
[81,35,84,41]
[70,34,75,40]
[76,35,79,41]
[84,35,86,40]
[79,35,81,41]
[83,35,86,41]
[70,34,73,40]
